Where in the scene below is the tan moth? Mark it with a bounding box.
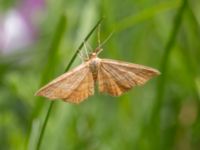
[35,45,160,104]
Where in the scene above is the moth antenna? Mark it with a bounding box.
[78,50,84,62]
[96,48,103,55]
[97,24,101,47]
[98,31,114,49]
[95,31,114,54]
[85,41,93,53]
[83,41,89,59]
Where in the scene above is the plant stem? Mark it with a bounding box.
[26,13,67,150]
[36,101,54,150]
[152,0,187,124]
[149,0,187,149]
[137,0,187,149]
[35,17,104,150]
[32,13,67,121]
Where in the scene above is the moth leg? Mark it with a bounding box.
[85,41,93,53]
[78,50,84,62]
[83,41,89,60]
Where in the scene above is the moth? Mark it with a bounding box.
[35,47,160,104]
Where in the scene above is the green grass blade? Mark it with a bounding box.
[36,102,54,150]
[32,13,68,119]
[148,0,187,149]
[116,0,181,32]
[152,0,187,124]
[26,13,67,150]
[35,17,104,150]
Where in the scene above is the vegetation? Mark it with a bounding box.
[0,0,200,150]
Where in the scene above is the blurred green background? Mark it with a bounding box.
[0,0,200,150]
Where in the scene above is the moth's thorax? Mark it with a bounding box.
[89,57,100,80]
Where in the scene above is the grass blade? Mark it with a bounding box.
[35,17,104,150]
[148,0,187,149]
[116,0,181,32]
[152,0,187,125]
[26,13,67,150]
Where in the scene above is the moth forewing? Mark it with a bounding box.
[63,70,94,103]
[97,58,160,96]
[101,59,160,79]
[35,62,95,103]
[98,62,126,96]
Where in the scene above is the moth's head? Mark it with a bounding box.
[88,47,103,59]
[89,52,97,59]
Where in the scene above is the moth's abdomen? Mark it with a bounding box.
[89,58,100,81]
